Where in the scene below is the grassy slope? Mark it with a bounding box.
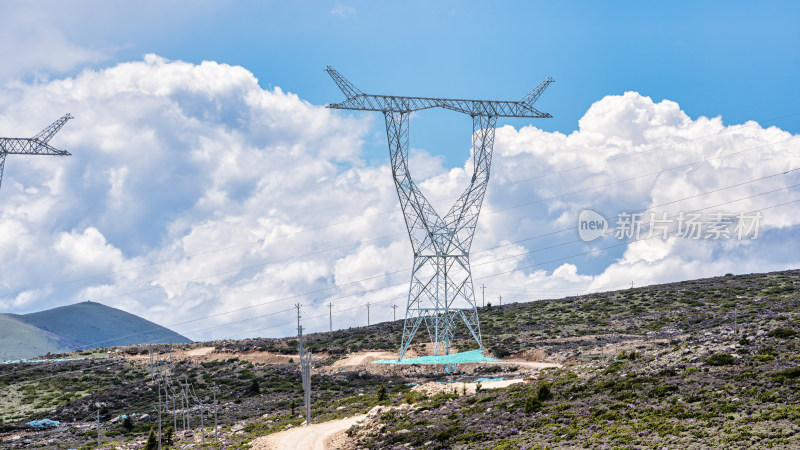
[1,269,798,449]
[0,315,73,361]
[353,270,800,449]
[14,301,192,349]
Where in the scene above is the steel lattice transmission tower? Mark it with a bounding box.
[326,67,553,361]
[0,114,73,192]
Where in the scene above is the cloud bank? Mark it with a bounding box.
[0,56,797,342]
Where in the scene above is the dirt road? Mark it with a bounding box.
[249,415,364,450]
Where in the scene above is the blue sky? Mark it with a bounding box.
[15,1,799,165]
[0,1,798,342]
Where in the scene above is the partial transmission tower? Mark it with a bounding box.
[0,114,73,192]
[326,67,553,362]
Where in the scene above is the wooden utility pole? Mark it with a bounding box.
[198,392,205,445]
[181,384,187,431]
[301,350,312,426]
[212,386,219,441]
[295,303,303,356]
[153,404,162,450]
[172,386,177,431]
[156,385,162,450]
[296,303,312,426]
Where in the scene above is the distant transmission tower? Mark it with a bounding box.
[326,67,553,362]
[0,114,73,192]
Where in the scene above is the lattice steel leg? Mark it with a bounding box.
[393,114,496,361]
[0,154,5,191]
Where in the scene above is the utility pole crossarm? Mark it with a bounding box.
[325,68,553,118]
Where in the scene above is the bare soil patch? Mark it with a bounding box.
[250,415,365,450]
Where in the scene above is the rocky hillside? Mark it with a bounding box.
[0,269,797,449]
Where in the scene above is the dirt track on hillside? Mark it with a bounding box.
[249,415,364,450]
[121,346,321,365]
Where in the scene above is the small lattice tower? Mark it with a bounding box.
[0,114,73,192]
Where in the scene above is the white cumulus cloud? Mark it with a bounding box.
[0,57,798,344]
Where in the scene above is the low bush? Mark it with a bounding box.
[768,328,797,339]
[706,353,735,366]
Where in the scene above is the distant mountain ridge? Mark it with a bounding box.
[0,301,191,361]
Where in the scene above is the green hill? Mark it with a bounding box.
[0,315,74,361]
[1,301,191,361]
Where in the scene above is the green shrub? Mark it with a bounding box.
[405,391,425,404]
[706,353,735,366]
[491,346,511,358]
[650,385,679,397]
[525,395,542,413]
[144,428,157,450]
[435,424,460,442]
[122,416,133,432]
[768,328,797,338]
[772,367,800,382]
[454,431,487,443]
[537,383,552,401]
[616,350,639,360]
[162,426,174,446]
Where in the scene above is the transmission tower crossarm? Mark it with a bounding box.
[32,113,74,145]
[325,66,364,102]
[325,67,553,118]
[329,94,552,118]
[518,77,554,111]
[0,114,73,156]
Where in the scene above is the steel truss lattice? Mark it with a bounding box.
[326,67,552,362]
[0,114,73,192]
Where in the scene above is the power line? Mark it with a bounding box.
[469,170,800,269]
[2,141,797,376]
[3,126,796,302]
[24,186,800,358]
[21,167,800,351]
[4,198,798,425]
[18,135,796,312]
[2,191,795,390]
[476,198,800,285]
[101,177,800,348]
